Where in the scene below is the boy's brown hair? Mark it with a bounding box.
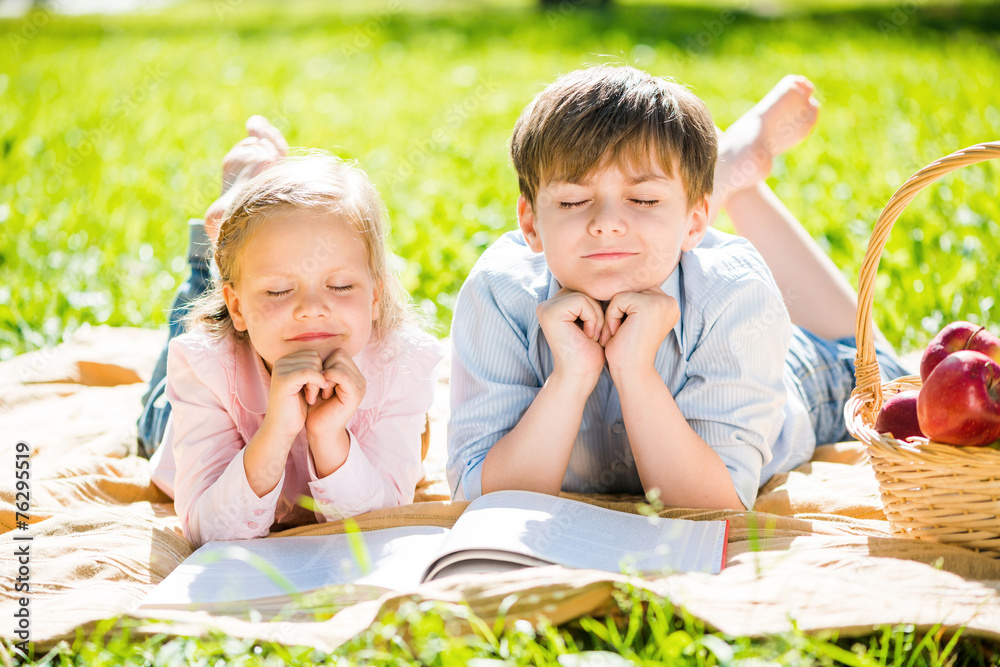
[510,65,717,209]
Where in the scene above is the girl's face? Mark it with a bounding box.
[222,210,379,371]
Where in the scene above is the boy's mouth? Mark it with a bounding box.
[583,250,637,261]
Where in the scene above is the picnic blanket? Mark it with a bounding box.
[2,325,1000,654]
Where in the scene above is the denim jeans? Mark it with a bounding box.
[137,220,211,459]
[786,326,913,445]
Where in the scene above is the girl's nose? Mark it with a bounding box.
[293,288,330,319]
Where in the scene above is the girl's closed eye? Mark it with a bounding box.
[329,284,355,293]
[265,289,292,298]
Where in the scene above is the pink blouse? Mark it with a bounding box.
[150,326,442,546]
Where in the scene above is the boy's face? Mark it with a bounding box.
[517,158,709,301]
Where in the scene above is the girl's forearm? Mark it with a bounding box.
[242,421,294,498]
[617,369,745,510]
[481,371,591,496]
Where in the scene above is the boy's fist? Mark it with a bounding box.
[601,289,679,377]
[537,288,607,387]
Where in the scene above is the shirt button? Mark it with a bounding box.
[612,423,625,435]
[253,509,267,517]
[247,521,258,529]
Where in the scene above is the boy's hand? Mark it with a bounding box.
[601,289,679,379]
[262,351,328,442]
[537,288,606,388]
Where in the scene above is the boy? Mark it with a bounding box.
[447,66,908,509]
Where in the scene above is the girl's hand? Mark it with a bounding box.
[306,349,367,476]
[262,350,328,441]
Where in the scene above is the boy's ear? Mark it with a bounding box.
[222,284,249,332]
[681,195,711,252]
[516,195,544,253]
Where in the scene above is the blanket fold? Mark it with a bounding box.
[2,325,999,651]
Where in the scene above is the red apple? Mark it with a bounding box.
[920,321,984,381]
[968,328,1000,367]
[874,389,925,440]
[917,350,1000,446]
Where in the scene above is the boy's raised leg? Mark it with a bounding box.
[710,76,859,342]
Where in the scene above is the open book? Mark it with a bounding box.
[139,490,728,616]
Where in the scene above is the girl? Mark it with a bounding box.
[149,147,442,546]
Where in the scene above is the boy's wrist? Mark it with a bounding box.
[545,368,600,401]
[610,364,664,395]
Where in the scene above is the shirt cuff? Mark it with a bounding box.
[205,448,283,539]
[458,457,485,502]
[306,430,381,519]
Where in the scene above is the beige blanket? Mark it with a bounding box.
[2,326,1000,653]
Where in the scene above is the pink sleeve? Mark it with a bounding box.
[306,331,443,520]
[165,336,284,545]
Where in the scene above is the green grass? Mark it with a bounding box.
[7,584,999,665]
[4,0,1000,662]
[2,0,1000,357]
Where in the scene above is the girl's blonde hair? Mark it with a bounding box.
[186,151,410,341]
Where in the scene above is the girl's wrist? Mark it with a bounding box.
[308,428,351,478]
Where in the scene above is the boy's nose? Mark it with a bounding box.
[588,201,626,236]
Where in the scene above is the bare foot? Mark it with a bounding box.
[205,115,289,242]
[712,75,819,210]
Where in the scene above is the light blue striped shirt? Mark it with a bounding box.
[447,227,816,508]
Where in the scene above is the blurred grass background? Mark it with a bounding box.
[2,0,999,359]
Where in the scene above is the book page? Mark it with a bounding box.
[141,526,449,609]
[423,490,725,581]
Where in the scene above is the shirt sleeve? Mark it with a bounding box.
[447,272,542,502]
[305,332,443,520]
[673,275,790,510]
[164,337,284,546]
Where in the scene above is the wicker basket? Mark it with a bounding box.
[845,141,1000,557]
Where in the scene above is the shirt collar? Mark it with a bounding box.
[234,338,271,415]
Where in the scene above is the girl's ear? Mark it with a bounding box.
[222,284,249,332]
[517,195,544,253]
[371,281,381,323]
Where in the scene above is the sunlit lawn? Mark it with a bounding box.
[3,0,1000,359]
[4,0,1000,663]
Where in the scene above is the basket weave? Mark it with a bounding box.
[845,141,1000,557]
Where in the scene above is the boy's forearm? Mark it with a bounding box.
[480,372,592,496]
[616,369,746,511]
